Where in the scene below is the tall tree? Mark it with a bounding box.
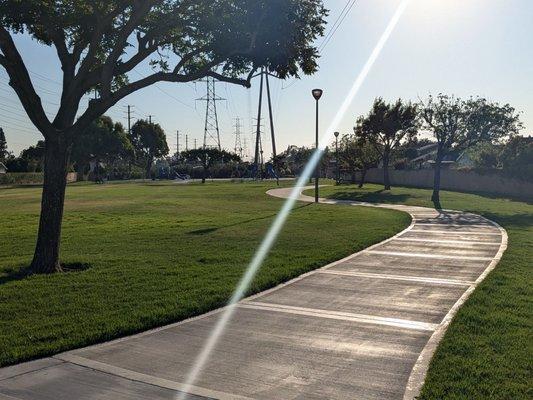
[20,140,46,172]
[181,148,240,183]
[71,116,133,180]
[420,94,522,204]
[0,127,8,161]
[500,135,532,176]
[338,134,380,187]
[0,0,327,273]
[129,119,168,178]
[354,98,418,190]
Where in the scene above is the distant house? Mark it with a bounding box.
[410,143,459,169]
[0,162,7,174]
[454,151,476,168]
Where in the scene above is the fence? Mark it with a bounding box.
[347,168,533,199]
[0,172,78,186]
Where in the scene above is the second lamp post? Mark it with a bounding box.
[334,131,340,184]
[312,88,323,203]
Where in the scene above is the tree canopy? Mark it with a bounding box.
[71,116,133,176]
[420,94,523,202]
[0,0,327,137]
[354,97,419,189]
[130,119,169,178]
[0,0,327,273]
[0,127,7,161]
[181,147,240,182]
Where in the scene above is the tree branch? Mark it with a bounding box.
[72,59,227,134]
[100,1,154,96]
[0,26,53,135]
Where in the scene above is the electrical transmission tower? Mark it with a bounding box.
[242,137,249,161]
[196,77,225,150]
[233,117,243,158]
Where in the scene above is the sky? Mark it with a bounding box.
[1,0,532,158]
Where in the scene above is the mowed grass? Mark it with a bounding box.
[0,180,410,367]
[308,183,532,400]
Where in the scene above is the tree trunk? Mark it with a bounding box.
[383,152,391,190]
[358,168,367,188]
[146,157,153,180]
[30,138,70,274]
[432,151,443,206]
[202,165,207,184]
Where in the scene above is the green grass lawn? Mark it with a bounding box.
[306,183,532,400]
[0,180,410,367]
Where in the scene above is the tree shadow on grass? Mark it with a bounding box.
[0,262,91,285]
[187,203,312,235]
[481,212,533,229]
[331,190,412,205]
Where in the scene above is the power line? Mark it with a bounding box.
[318,0,352,49]
[319,0,358,51]
[26,69,62,86]
[132,69,195,110]
[0,89,59,107]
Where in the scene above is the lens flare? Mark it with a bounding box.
[176,1,410,398]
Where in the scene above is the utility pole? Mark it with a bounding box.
[185,134,189,151]
[194,138,198,149]
[254,68,264,175]
[252,67,278,177]
[265,73,276,158]
[252,118,264,177]
[176,130,181,158]
[196,77,225,150]
[126,105,132,134]
[148,115,153,124]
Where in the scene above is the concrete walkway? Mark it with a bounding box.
[0,187,507,400]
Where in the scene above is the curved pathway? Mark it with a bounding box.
[0,187,506,400]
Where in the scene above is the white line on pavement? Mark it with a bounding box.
[366,250,494,261]
[409,229,501,235]
[318,270,474,286]
[240,302,438,332]
[393,238,501,246]
[54,354,252,400]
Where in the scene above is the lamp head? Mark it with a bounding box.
[334,131,340,138]
[312,88,323,100]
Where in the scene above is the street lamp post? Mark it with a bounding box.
[312,88,323,203]
[334,131,339,184]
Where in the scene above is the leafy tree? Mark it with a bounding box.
[4,140,45,172]
[465,142,502,169]
[273,145,314,176]
[354,98,418,190]
[5,156,28,172]
[0,127,8,161]
[500,135,533,179]
[129,120,168,179]
[20,140,45,172]
[71,116,133,180]
[420,94,522,204]
[0,0,326,272]
[338,134,380,187]
[395,137,435,162]
[181,148,240,183]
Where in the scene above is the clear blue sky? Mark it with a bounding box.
[1,0,532,157]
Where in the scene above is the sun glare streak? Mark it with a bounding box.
[176,1,410,398]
